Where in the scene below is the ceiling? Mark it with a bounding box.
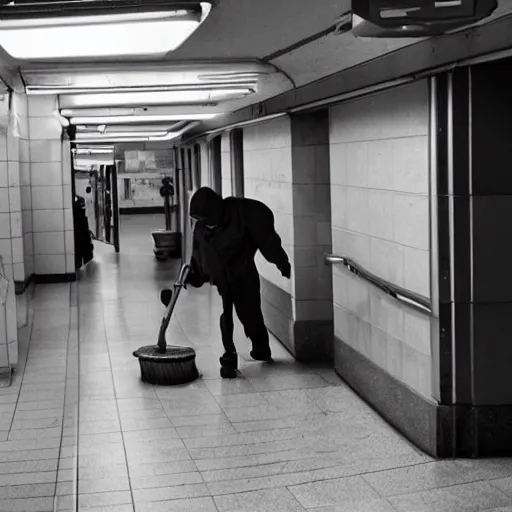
[0,0,509,146]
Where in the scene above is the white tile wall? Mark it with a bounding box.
[244,113,333,324]
[28,95,71,277]
[329,80,432,399]
[221,132,232,198]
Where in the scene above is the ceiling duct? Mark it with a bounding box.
[352,0,498,38]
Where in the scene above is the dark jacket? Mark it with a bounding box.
[187,187,289,294]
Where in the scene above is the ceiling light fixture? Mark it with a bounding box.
[26,83,257,95]
[68,113,220,125]
[60,89,253,108]
[73,148,114,155]
[76,131,169,139]
[0,3,212,60]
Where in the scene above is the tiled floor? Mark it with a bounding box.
[3,215,512,511]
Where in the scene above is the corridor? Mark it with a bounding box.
[2,216,512,512]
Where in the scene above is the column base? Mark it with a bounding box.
[260,277,334,363]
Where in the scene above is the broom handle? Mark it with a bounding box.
[157,264,191,353]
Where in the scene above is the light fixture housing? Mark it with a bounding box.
[75,131,170,139]
[0,2,212,60]
[59,89,254,108]
[68,113,220,125]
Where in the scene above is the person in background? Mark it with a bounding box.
[161,187,291,378]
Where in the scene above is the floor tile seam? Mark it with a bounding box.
[184,434,305,450]
[360,469,512,500]
[98,292,137,511]
[200,461,429,489]
[5,299,37,433]
[53,288,75,512]
[158,394,210,489]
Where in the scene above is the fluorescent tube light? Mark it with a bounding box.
[0,4,211,60]
[73,148,114,155]
[26,83,257,95]
[69,113,219,124]
[61,89,253,108]
[76,131,169,139]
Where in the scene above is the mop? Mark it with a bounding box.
[133,263,199,385]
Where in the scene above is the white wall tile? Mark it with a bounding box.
[64,230,74,255]
[0,161,6,188]
[332,227,371,270]
[33,209,64,233]
[20,163,30,186]
[19,139,30,163]
[28,117,62,140]
[391,136,429,194]
[404,246,430,298]
[330,80,429,143]
[34,254,65,275]
[31,162,63,187]
[23,232,33,256]
[8,162,19,187]
[330,185,347,229]
[30,140,61,163]
[63,208,74,232]
[393,193,429,250]
[346,187,370,235]
[20,186,31,210]
[0,188,8,212]
[63,185,72,209]
[11,237,23,263]
[404,309,431,356]
[13,262,24,282]
[333,269,370,323]
[32,186,63,210]
[345,142,369,188]
[10,212,22,238]
[33,231,65,255]
[22,210,32,233]
[28,95,58,117]
[370,237,404,289]
[66,254,75,273]
[328,143,346,187]
[0,213,10,238]
[243,116,291,151]
[367,189,395,241]
[370,292,404,343]
[0,239,11,263]
[8,186,20,213]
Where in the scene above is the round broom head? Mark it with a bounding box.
[133,345,199,385]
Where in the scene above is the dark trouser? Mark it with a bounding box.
[219,274,270,356]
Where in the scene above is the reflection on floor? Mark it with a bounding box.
[2,215,512,511]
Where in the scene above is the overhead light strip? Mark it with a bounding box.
[76,131,170,139]
[0,3,212,60]
[68,113,220,124]
[75,120,199,144]
[60,89,254,108]
[26,83,257,95]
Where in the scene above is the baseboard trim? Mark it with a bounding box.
[120,206,169,215]
[34,273,77,284]
[334,336,444,457]
[15,274,34,295]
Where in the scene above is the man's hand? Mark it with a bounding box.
[280,261,291,279]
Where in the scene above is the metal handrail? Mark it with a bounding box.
[324,253,432,316]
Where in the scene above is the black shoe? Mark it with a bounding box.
[160,289,172,307]
[250,349,273,362]
[219,351,238,370]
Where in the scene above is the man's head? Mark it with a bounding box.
[190,187,224,228]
